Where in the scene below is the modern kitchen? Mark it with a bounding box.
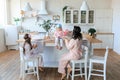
[0,0,120,80]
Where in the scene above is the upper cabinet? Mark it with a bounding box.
[64,10,94,24]
[80,11,87,23]
[88,10,94,23]
[73,10,79,23]
[64,10,72,23]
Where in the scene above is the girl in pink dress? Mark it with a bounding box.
[54,24,64,50]
[23,33,44,71]
[58,26,83,80]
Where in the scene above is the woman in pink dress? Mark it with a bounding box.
[58,26,83,80]
[23,33,44,71]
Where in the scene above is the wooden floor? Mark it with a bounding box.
[0,49,120,80]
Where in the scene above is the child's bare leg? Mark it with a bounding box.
[55,37,59,49]
[59,38,63,50]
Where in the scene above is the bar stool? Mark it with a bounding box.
[19,47,39,80]
[67,46,88,80]
[88,46,109,80]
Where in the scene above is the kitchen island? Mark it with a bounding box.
[17,33,102,67]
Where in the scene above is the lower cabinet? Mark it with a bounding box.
[4,25,18,50]
[93,33,114,49]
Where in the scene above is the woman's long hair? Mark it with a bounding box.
[72,26,82,40]
[23,34,32,53]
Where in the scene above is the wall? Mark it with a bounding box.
[9,0,113,32]
[0,29,6,53]
[112,0,120,54]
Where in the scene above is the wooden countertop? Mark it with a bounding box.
[17,34,102,44]
[16,36,54,43]
[19,32,39,35]
[83,34,102,43]
[16,39,43,43]
[96,32,114,35]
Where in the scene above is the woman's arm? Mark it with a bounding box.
[65,39,74,50]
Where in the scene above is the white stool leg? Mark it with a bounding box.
[85,62,87,80]
[71,63,75,80]
[36,59,39,80]
[80,63,83,77]
[20,62,23,79]
[23,62,25,80]
[37,70,39,80]
[104,64,106,80]
[88,61,92,80]
[37,66,39,80]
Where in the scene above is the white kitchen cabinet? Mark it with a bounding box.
[64,9,80,24]
[64,10,72,23]
[80,10,94,24]
[64,10,94,24]
[4,25,18,50]
[93,33,114,49]
[73,10,79,23]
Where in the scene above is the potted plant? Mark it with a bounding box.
[13,17,21,25]
[88,28,96,38]
[39,20,52,38]
[39,20,52,32]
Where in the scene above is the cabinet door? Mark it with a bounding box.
[5,25,18,45]
[64,10,71,23]
[88,10,94,23]
[73,10,79,23]
[80,11,87,23]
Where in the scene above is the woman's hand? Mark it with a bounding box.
[65,38,69,43]
[33,44,37,48]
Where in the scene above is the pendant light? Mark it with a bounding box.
[23,2,32,11]
[80,0,89,11]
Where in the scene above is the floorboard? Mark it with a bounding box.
[0,49,120,80]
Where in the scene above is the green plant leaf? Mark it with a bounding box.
[39,20,52,32]
[88,28,96,34]
[13,17,20,22]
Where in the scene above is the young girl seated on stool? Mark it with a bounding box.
[23,33,44,71]
[54,24,64,50]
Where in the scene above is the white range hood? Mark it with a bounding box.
[38,0,48,15]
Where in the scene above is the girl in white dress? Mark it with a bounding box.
[23,33,44,71]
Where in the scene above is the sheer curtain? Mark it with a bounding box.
[0,0,7,26]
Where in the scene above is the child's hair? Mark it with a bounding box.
[56,24,62,29]
[72,26,82,40]
[23,33,32,53]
